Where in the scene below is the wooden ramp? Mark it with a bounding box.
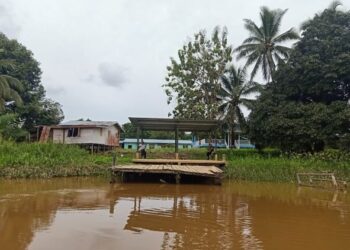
[110,164,224,184]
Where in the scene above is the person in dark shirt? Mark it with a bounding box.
[206,144,214,160]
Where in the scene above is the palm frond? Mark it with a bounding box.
[242,81,263,95]
[274,45,291,59]
[328,0,342,11]
[248,55,262,81]
[272,28,300,43]
[240,98,257,110]
[243,19,264,38]
[242,36,264,44]
[270,9,288,38]
[220,74,233,94]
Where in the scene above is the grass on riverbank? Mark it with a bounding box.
[0,142,112,178]
[0,141,349,182]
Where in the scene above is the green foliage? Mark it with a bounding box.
[249,5,350,152]
[0,33,64,133]
[236,6,299,81]
[225,149,350,182]
[250,99,350,152]
[0,71,23,111]
[217,65,262,145]
[164,27,233,119]
[0,114,28,141]
[0,142,111,178]
[280,6,350,103]
[0,144,348,182]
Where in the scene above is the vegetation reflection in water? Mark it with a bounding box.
[0,177,349,250]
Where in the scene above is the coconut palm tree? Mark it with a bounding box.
[217,65,262,147]
[0,58,23,112]
[236,6,299,81]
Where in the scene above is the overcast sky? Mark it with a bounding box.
[0,0,347,124]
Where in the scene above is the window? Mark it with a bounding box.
[67,128,79,137]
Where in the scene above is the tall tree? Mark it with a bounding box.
[249,3,350,152]
[217,65,262,146]
[236,6,299,81]
[0,33,64,133]
[164,27,233,119]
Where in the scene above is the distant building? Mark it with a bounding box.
[122,138,193,150]
[193,139,228,148]
[38,120,123,148]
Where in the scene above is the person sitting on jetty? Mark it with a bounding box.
[138,141,147,159]
[206,144,214,160]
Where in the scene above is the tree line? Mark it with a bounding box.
[0,34,64,141]
[163,1,350,152]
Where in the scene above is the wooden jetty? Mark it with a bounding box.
[111,158,225,184]
[110,117,226,185]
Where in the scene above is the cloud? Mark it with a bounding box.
[98,62,127,88]
[0,3,21,38]
[83,74,95,83]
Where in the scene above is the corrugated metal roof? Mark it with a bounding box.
[122,138,193,145]
[129,117,221,131]
[60,120,118,127]
[50,120,123,130]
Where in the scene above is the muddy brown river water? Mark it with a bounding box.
[0,177,349,250]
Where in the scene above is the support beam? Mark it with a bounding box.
[175,173,181,184]
[175,126,179,159]
[136,127,140,159]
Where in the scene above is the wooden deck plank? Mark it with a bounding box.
[132,159,225,166]
[111,164,223,177]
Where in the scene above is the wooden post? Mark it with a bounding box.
[112,152,116,166]
[175,126,179,159]
[222,154,226,161]
[63,128,66,144]
[136,126,140,150]
[214,154,218,161]
[36,127,40,141]
[331,174,338,188]
[296,173,301,185]
[175,173,181,184]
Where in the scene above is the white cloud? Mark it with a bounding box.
[98,62,127,88]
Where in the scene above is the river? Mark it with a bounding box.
[0,177,349,250]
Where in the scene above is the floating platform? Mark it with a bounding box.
[110,164,224,185]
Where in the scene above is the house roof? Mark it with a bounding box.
[49,120,123,130]
[129,117,221,132]
[122,138,193,145]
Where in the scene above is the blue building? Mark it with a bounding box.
[121,138,193,150]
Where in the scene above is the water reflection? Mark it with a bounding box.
[0,178,349,250]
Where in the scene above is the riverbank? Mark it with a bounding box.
[0,142,349,182]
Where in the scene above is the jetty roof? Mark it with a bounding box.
[129,117,220,132]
